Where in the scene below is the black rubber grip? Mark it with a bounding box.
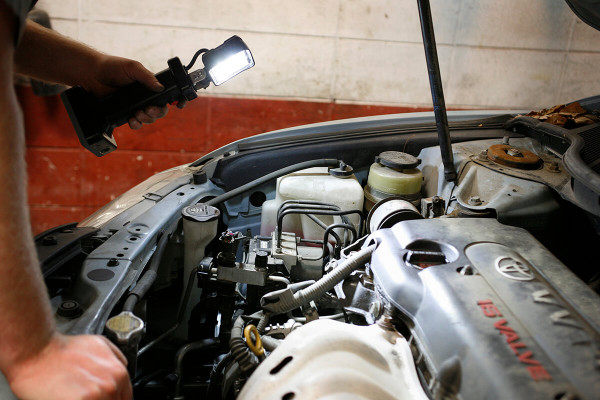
[60,57,193,157]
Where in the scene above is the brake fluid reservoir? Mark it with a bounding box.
[364,151,422,210]
[260,165,364,241]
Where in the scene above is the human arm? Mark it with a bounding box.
[15,19,169,129]
[0,3,131,399]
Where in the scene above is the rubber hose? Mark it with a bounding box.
[229,316,256,374]
[264,244,377,314]
[256,312,270,333]
[206,159,340,206]
[173,339,218,399]
[123,232,170,312]
[206,352,234,399]
[261,335,281,351]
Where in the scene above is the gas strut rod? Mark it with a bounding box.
[416,0,457,182]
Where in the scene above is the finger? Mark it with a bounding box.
[125,60,164,92]
[176,99,188,109]
[145,105,168,119]
[128,117,142,130]
[120,377,133,400]
[98,336,129,367]
[134,109,156,124]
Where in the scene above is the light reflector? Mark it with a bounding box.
[202,36,255,86]
[208,50,254,85]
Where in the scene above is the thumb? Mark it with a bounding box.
[126,61,164,92]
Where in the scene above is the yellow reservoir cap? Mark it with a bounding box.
[366,162,422,195]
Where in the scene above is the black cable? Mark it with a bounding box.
[276,201,354,247]
[276,209,364,247]
[173,339,219,398]
[305,214,342,245]
[137,267,199,356]
[206,159,340,207]
[324,223,356,252]
[205,352,234,399]
[277,201,351,226]
[185,48,208,71]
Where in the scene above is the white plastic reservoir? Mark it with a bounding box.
[260,167,364,241]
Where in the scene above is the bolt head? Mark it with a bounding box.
[43,235,58,246]
[107,258,120,267]
[507,148,523,157]
[468,196,483,206]
[546,161,560,173]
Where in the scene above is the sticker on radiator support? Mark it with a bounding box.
[477,299,552,382]
[495,257,535,281]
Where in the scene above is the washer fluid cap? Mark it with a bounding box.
[182,204,220,222]
[329,162,354,178]
[375,151,420,170]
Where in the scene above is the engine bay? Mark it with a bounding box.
[36,111,600,399]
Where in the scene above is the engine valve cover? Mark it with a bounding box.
[369,218,600,400]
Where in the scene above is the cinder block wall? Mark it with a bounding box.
[24,0,600,234]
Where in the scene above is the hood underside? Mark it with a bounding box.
[565,0,600,30]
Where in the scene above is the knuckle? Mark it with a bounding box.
[127,59,143,71]
[81,384,103,400]
[100,379,119,397]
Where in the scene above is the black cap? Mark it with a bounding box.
[57,300,82,319]
[192,170,208,185]
[329,161,354,177]
[375,151,420,170]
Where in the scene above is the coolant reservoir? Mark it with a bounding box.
[364,151,422,210]
[260,165,364,241]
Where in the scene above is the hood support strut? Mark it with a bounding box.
[417,0,457,182]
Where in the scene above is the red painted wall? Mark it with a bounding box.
[17,85,431,235]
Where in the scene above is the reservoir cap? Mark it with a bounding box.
[182,204,220,223]
[375,151,420,170]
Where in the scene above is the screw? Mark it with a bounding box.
[468,196,483,206]
[458,265,474,276]
[369,301,381,318]
[61,301,77,310]
[57,300,82,318]
[502,136,510,145]
[546,161,560,173]
[507,148,523,157]
[107,258,120,267]
[477,150,488,161]
[43,235,57,246]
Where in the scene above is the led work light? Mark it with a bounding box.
[61,36,255,157]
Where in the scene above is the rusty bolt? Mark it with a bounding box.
[546,161,560,173]
[507,148,523,157]
[468,196,483,206]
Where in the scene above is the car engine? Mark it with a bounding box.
[36,110,600,399]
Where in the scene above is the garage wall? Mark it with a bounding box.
[36,0,600,109]
[24,0,600,235]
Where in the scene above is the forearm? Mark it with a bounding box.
[0,16,55,376]
[14,20,104,89]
